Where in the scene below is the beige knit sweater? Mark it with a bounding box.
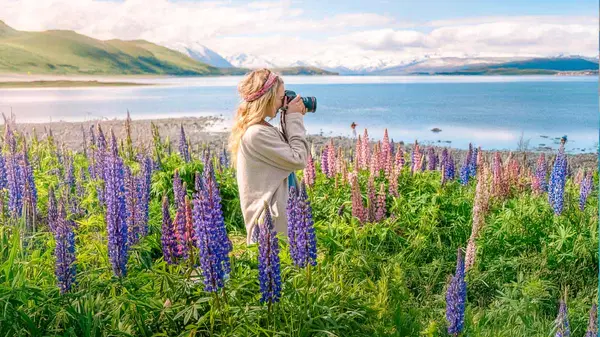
[237,113,309,244]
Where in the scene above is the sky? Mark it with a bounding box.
[1,0,598,68]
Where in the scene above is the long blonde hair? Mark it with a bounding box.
[229,68,284,168]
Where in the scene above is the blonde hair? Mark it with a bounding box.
[229,68,284,168]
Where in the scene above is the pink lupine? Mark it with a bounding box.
[304,153,316,186]
[327,141,336,177]
[320,146,330,177]
[370,145,380,177]
[375,183,386,222]
[355,135,362,171]
[395,146,404,172]
[361,129,370,170]
[381,129,390,167]
[389,166,399,197]
[350,173,365,223]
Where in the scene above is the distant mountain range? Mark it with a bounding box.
[0,21,335,76]
[0,20,596,76]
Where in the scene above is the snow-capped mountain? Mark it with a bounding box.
[225,53,279,69]
[165,41,233,68]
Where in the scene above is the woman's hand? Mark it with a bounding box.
[284,95,306,115]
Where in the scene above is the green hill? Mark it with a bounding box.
[0,21,336,76]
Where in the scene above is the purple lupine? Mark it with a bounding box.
[201,161,232,273]
[179,125,190,163]
[427,147,437,171]
[88,125,97,179]
[446,152,456,181]
[6,150,23,217]
[446,247,466,336]
[174,182,189,260]
[288,184,317,268]
[532,153,548,193]
[47,186,58,232]
[76,168,86,199]
[104,131,129,277]
[21,141,37,212]
[555,297,570,337]
[161,196,177,264]
[173,169,185,208]
[321,146,330,177]
[441,148,449,183]
[138,156,152,237]
[579,172,593,211]
[0,151,7,190]
[64,154,75,192]
[468,146,478,178]
[548,148,568,215]
[287,186,301,265]
[53,199,77,294]
[124,167,140,245]
[258,202,282,304]
[585,304,597,337]
[219,147,229,169]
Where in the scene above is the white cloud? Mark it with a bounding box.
[1,0,597,69]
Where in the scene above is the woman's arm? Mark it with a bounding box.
[243,113,309,171]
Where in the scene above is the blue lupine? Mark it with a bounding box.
[179,125,190,162]
[584,304,597,337]
[287,186,301,264]
[6,152,23,217]
[533,153,548,193]
[555,298,570,337]
[468,146,478,178]
[0,151,7,190]
[579,172,593,211]
[294,183,317,268]
[104,131,128,277]
[202,161,231,273]
[161,196,177,264]
[22,141,37,211]
[53,199,76,294]
[459,146,472,186]
[258,202,282,304]
[446,247,466,336]
[548,148,568,215]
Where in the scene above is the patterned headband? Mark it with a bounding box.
[243,73,278,102]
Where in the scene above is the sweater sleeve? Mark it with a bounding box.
[244,113,309,171]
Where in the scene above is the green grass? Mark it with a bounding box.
[0,126,597,336]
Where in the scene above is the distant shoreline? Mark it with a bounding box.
[0,80,152,88]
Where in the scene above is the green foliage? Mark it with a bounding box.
[0,134,597,336]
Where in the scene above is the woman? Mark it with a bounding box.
[229,69,309,244]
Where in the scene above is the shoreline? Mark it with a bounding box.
[0,80,153,88]
[5,116,597,171]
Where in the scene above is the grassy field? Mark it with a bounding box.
[0,120,597,336]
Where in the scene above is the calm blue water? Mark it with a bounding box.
[1,75,597,152]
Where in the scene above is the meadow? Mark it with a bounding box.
[0,115,597,337]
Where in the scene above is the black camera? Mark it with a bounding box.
[283,90,317,113]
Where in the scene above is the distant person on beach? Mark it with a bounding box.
[229,68,309,245]
[351,122,357,138]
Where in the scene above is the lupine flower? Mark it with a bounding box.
[585,304,597,337]
[174,182,189,260]
[6,148,23,217]
[179,124,190,163]
[555,297,570,337]
[47,186,58,232]
[53,199,77,294]
[104,131,129,277]
[367,176,376,222]
[138,156,152,237]
[395,146,404,172]
[446,247,467,336]
[411,141,421,174]
[441,149,449,184]
[375,183,386,222]
[361,129,370,170]
[21,141,38,212]
[355,135,362,170]
[161,196,177,264]
[381,129,390,167]
[199,161,232,275]
[64,154,75,192]
[287,184,317,268]
[459,145,474,186]
[388,166,399,197]
[321,146,330,177]
[579,172,593,211]
[468,146,478,178]
[370,145,380,177]
[125,167,140,245]
[193,188,225,291]
[446,152,456,181]
[258,202,282,304]
[327,141,336,177]
[548,147,568,215]
[492,152,508,198]
[0,151,7,190]
[350,173,365,223]
[532,153,547,194]
[427,147,437,171]
[219,147,229,169]
[465,165,491,271]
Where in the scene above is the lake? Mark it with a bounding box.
[0,75,597,153]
